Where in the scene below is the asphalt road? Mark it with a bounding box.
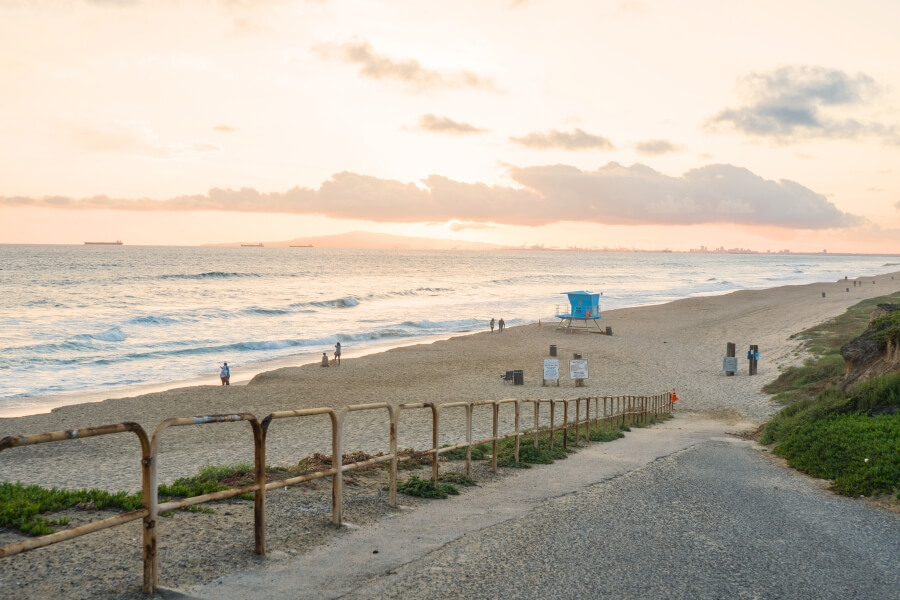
[184,417,900,600]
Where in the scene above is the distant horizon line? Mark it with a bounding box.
[3,242,900,258]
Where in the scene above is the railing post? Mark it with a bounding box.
[141,439,157,593]
[433,406,441,483]
[563,401,569,450]
[533,401,539,449]
[389,414,398,507]
[254,420,266,555]
[147,440,160,590]
[465,404,473,478]
[574,398,580,446]
[549,401,556,450]
[491,401,499,473]
[332,410,345,525]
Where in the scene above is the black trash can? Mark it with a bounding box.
[513,370,524,385]
[549,344,557,356]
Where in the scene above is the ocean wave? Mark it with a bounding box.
[309,297,360,309]
[73,327,127,343]
[129,315,178,326]
[158,271,261,280]
[242,307,291,316]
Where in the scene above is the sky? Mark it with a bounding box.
[1,0,899,252]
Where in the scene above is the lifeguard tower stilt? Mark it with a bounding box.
[556,290,603,333]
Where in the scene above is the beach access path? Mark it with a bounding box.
[184,415,899,600]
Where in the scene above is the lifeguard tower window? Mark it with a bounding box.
[556,290,603,333]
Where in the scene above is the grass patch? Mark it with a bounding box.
[774,413,900,497]
[869,306,900,349]
[438,472,478,487]
[442,443,489,461]
[589,426,626,442]
[762,293,900,406]
[397,475,459,499]
[1,463,291,536]
[760,294,900,501]
[0,483,142,536]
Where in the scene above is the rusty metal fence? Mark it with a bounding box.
[0,392,673,593]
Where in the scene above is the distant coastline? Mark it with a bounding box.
[84,240,122,245]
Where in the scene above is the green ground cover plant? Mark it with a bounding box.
[0,483,142,536]
[763,292,900,405]
[762,294,900,500]
[773,413,900,497]
[396,475,459,499]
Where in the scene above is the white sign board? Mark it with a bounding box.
[543,359,559,380]
[722,357,738,373]
[569,358,589,380]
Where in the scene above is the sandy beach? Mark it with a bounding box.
[2,271,899,493]
[2,271,900,598]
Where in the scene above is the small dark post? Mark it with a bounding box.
[748,344,758,376]
[549,344,557,356]
[726,342,735,376]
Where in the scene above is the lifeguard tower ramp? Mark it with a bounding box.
[556,291,602,333]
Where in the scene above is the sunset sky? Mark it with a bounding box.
[1,0,899,252]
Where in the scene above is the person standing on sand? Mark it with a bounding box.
[498,318,505,333]
[334,342,341,365]
[219,362,230,385]
[321,352,330,367]
[490,318,495,333]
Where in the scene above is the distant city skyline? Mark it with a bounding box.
[1,1,899,253]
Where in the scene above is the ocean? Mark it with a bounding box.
[1,245,896,416]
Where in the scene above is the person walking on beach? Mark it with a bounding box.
[219,362,230,386]
[334,342,341,365]
[321,352,330,367]
[490,318,495,333]
[498,318,505,333]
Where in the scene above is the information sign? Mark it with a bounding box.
[543,359,559,380]
[722,356,738,373]
[569,358,589,380]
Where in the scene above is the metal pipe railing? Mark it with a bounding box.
[0,391,674,593]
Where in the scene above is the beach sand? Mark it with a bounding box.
[1,273,899,598]
[2,271,898,492]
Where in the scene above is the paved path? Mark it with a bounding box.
[183,416,900,600]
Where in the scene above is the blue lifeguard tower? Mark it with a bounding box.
[556,291,602,332]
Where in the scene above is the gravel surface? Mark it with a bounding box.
[330,437,900,599]
[0,460,503,599]
[187,418,900,600]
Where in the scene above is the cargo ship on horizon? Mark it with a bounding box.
[84,240,123,245]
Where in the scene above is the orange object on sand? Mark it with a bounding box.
[671,389,678,402]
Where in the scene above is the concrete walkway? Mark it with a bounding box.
[182,416,900,600]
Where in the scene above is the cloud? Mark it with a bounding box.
[2,162,863,230]
[65,121,220,157]
[447,221,495,232]
[708,66,900,144]
[634,139,680,156]
[315,41,496,91]
[418,114,485,135]
[510,128,615,151]
[508,162,863,228]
